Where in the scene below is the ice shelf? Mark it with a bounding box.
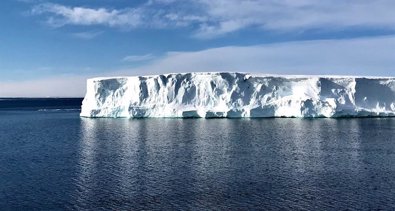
[80,72,395,118]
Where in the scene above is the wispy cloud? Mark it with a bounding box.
[122,54,155,62]
[31,3,143,28]
[71,31,103,39]
[194,0,395,38]
[30,0,395,39]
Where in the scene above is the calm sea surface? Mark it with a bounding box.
[1,99,395,210]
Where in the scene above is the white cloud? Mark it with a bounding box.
[30,0,395,38]
[2,36,395,97]
[122,54,155,62]
[32,3,143,28]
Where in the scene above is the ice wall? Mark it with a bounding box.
[80,72,395,118]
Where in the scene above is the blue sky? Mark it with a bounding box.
[1,0,395,97]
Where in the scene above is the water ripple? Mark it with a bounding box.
[1,112,395,210]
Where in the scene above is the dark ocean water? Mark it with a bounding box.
[1,99,395,210]
[0,98,83,110]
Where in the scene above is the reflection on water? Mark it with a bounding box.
[70,118,395,210]
[2,111,395,209]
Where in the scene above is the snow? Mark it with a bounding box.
[80,72,395,118]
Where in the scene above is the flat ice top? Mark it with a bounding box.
[89,72,395,81]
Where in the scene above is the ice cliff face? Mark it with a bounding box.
[80,72,395,118]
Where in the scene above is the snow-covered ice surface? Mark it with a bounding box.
[80,72,395,118]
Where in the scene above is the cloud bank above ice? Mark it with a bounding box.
[1,36,394,97]
[132,36,395,76]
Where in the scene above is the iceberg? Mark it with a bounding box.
[80,72,395,118]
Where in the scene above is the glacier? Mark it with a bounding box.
[80,72,395,118]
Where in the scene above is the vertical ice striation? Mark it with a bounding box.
[80,72,395,118]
